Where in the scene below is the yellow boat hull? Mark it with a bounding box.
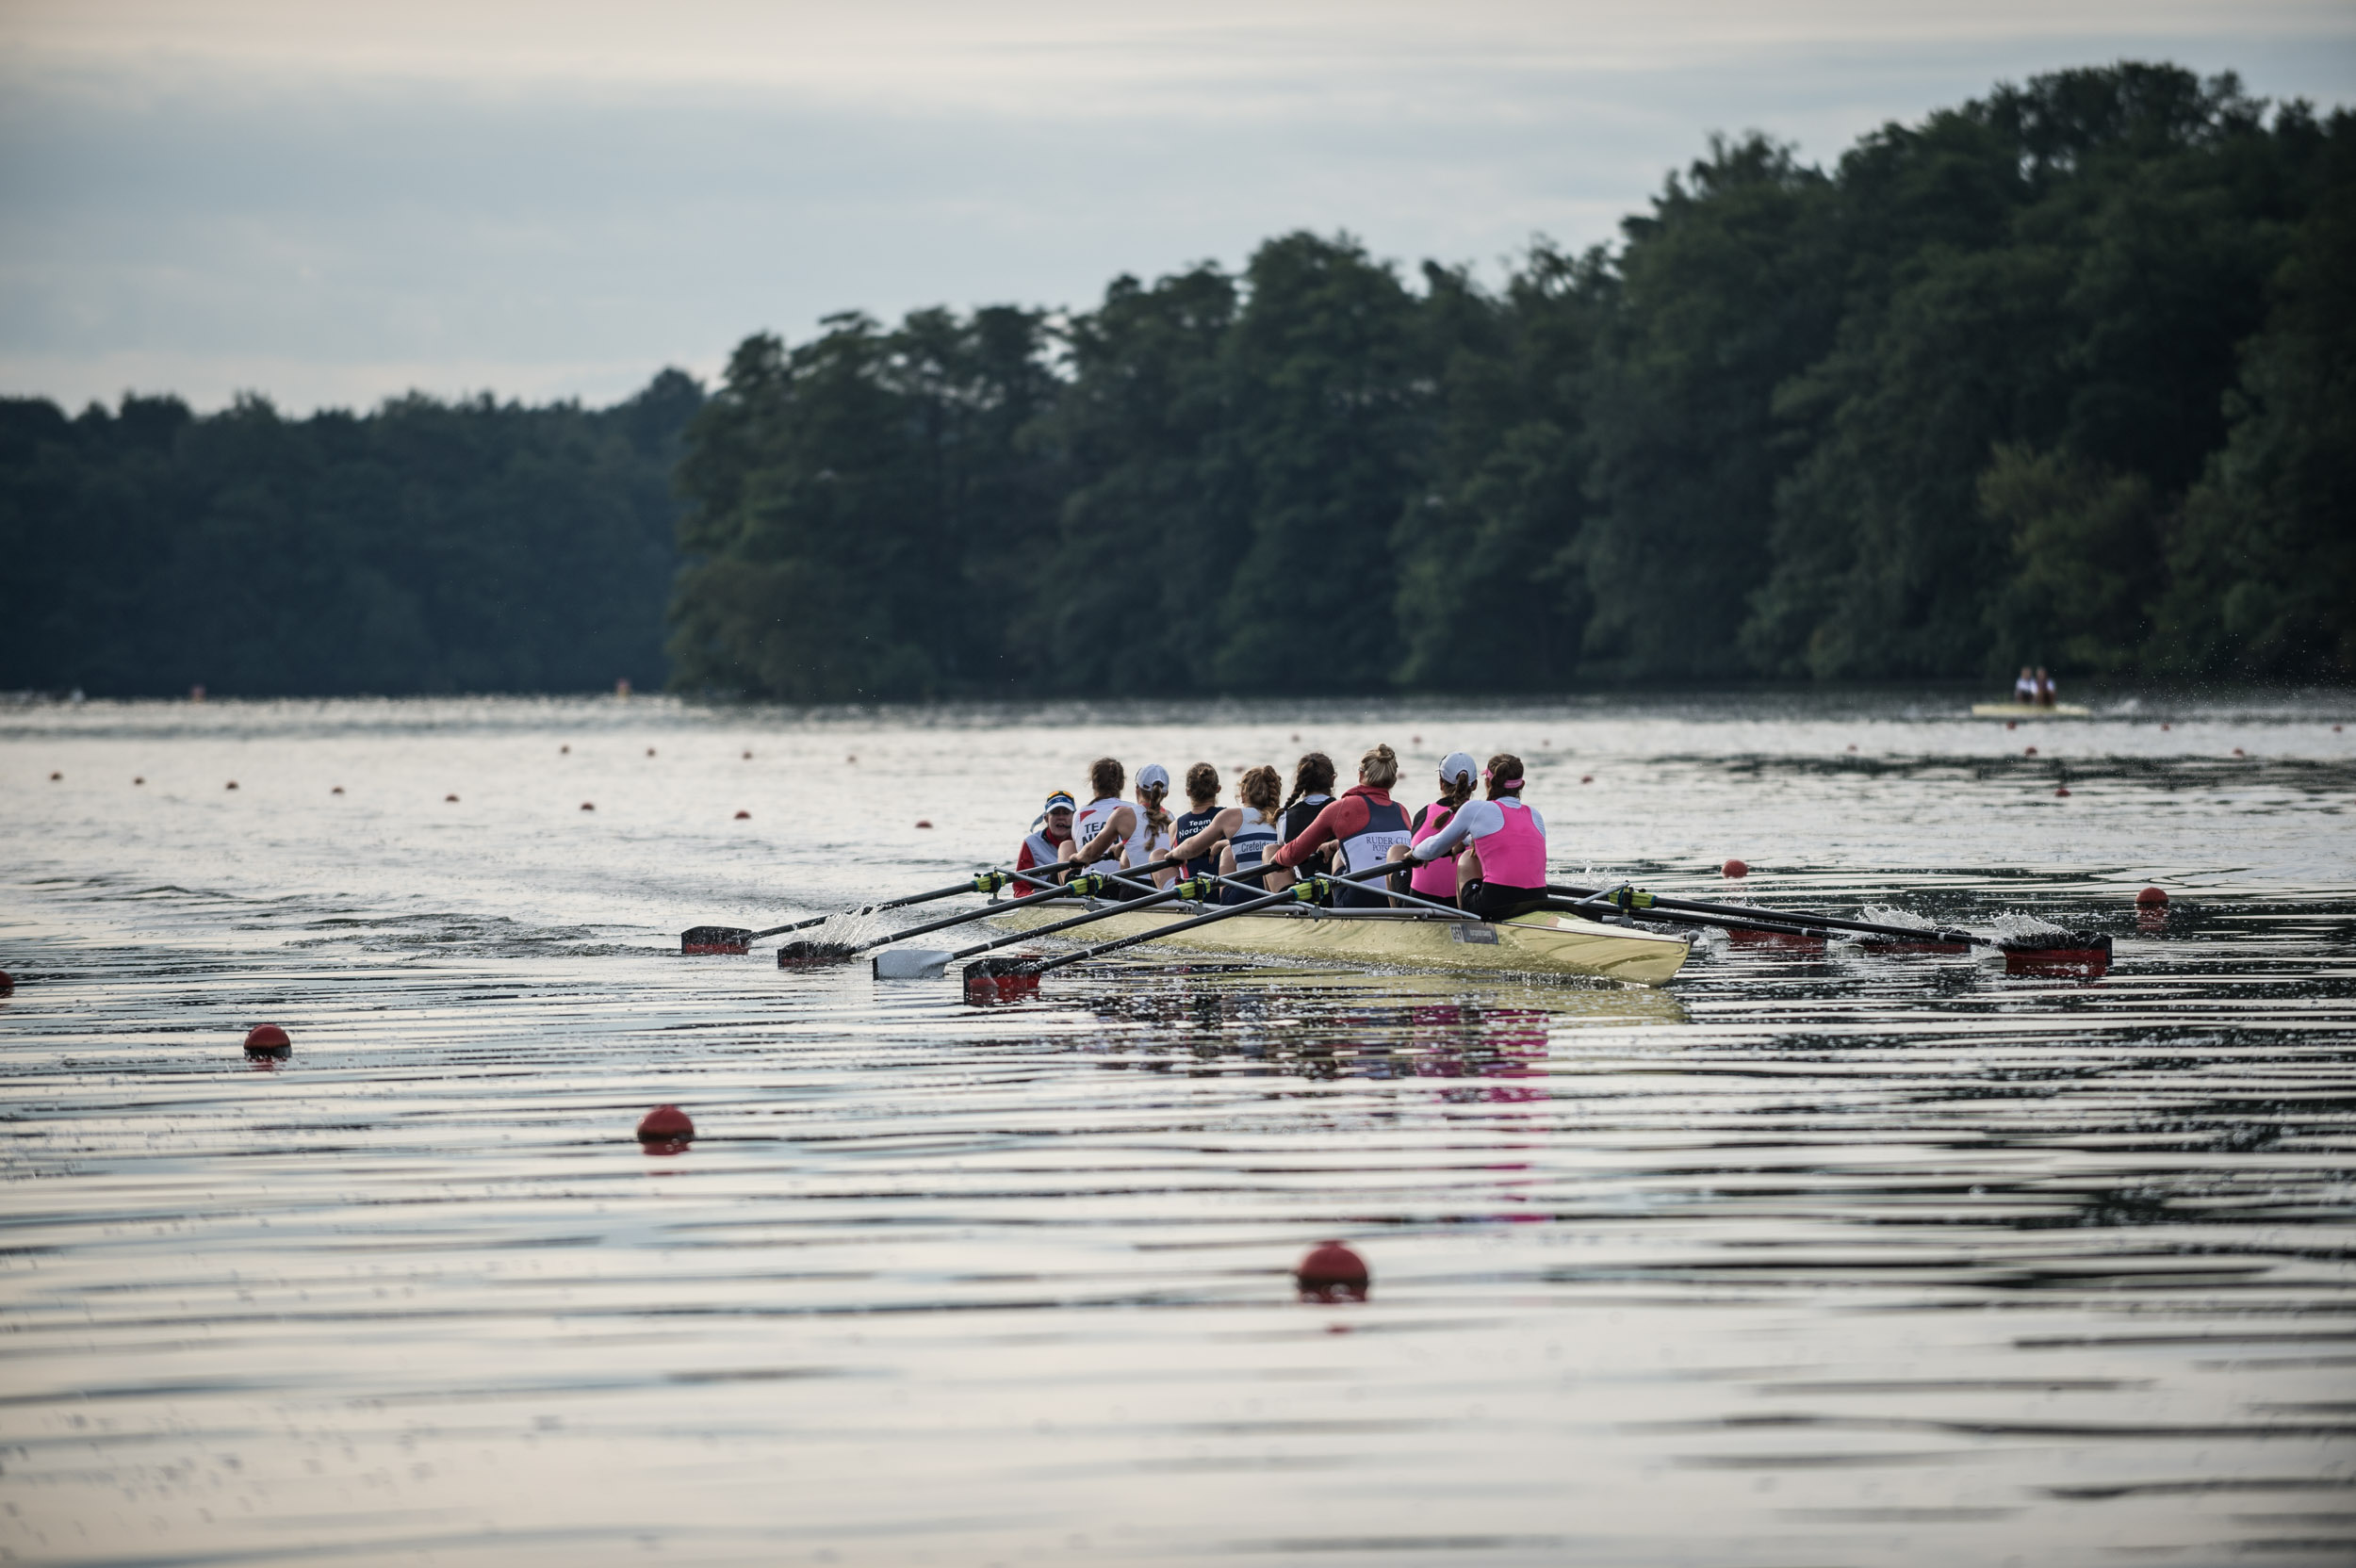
[984,901,1689,987]
[1971,703,2091,718]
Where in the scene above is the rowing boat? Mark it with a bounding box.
[1971,702,2091,718]
[980,899,1690,986]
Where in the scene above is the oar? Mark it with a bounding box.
[957,861,1410,1000]
[1546,881,2112,971]
[681,874,1007,956]
[781,855,1186,968]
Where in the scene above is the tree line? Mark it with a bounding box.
[2,373,701,695]
[672,63,2354,698]
[5,63,2348,700]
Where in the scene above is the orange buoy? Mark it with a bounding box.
[915,819,933,829]
[2135,887,2168,907]
[242,1023,290,1057]
[637,1104,694,1152]
[1296,1241,1369,1302]
[1722,858,1748,878]
[734,809,750,820]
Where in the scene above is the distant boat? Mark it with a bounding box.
[1972,702,2091,718]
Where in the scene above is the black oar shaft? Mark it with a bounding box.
[847,856,1179,955]
[1546,882,1973,946]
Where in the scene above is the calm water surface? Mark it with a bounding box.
[3,692,2353,1566]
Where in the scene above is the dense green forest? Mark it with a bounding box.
[673,63,2355,698]
[0,373,700,695]
[6,63,2348,700]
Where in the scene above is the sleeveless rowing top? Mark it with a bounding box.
[1231,807,1277,873]
[1072,796,1125,866]
[1471,797,1546,888]
[1408,802,1460,899]
[1281,793,1333,851]
[1333,796,1411,909]
[1121,804,1171,871]
[1171,808,1220,880]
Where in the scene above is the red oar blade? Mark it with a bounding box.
[2001,931,2113,978]
[777,939,859,969]
[962,956,1040,1004]
[681,925,752,956]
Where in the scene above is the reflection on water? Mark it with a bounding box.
[1,694,2352,1565]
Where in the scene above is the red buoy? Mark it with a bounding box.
[48,771,61,781]
[445,793,459,802]
[734,809,750,820]
[1412,735,1421,744]
[1580,775,1593,784]
[581,802,595,811]
[0,971,15,996]
[331,786,343,794]
[742,750,752,760]
[2054,786,2071,797]
[646,747,656,757]
[636,1104,694,1152]
[133,776,143,785]
[2161,724,2170,731]
[243,1023,290,1057]
[2006,720,2017,730]
[2233,747,2246,758]
[1722,858,1748,878]
[915,819,933,829]
[2023,745,2037,756]
[225,781,238,791]
[1296,1241,1369,1302]
[561,743,570,754]
[2136,887,2168,907]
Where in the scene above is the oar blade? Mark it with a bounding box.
[681,925,752,956]
[961,956,1040,1004]
[873,949,953,980]
[776,939,859,968]
[2000,930,2112,977]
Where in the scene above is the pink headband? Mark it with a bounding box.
[1483,770,1523,790]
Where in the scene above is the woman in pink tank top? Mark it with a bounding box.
[1391,751,1479,907]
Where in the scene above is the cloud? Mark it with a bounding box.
[2,2,2348,411]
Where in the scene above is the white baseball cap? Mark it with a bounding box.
[1437,751,1478,787]
[1137,762,1170,790]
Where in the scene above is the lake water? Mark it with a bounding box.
[3,691,2353,1566]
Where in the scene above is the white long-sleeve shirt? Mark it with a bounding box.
[1408,797,1546,860]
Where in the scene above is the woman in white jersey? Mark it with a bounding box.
[1068,759,1174,894]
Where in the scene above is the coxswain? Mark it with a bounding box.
[1276,752,1339,872]
[1012,791,1076,892]
[1265,744,1411,907]
[1404,752,1547,923]
[1385,751,1478,908]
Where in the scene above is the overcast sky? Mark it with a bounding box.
[2,1,2349,413]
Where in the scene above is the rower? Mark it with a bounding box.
[1013,792,1076,890]
[1404,752,1547,923]
[2013,666,2037,705]
[1385,751,1478,909]
[1120,763,1176,890]
[1219,764,1290,902]
[1170,764,1227,883]
[2035,666,2057,708]
[1276,752,1338,874]
[1265,744,1411,908]
[1066,759,1133,872]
